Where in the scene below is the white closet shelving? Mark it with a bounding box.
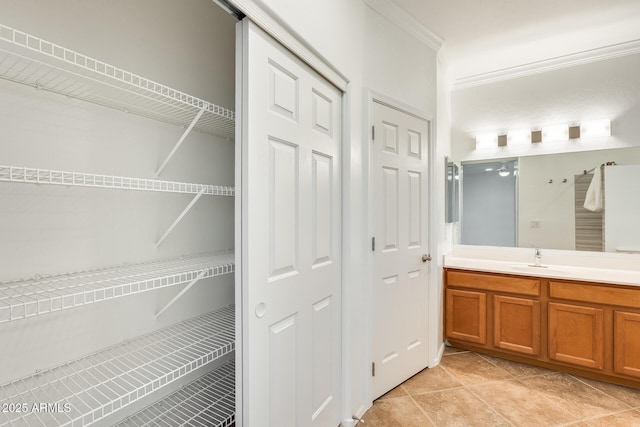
[0,252,234,324]
[0,306,235,427]
[0,24,235,140]
[0,166,235,196]
[115,361,235,427]
[0,13,236,427]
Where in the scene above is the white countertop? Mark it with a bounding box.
[444,245,640,287]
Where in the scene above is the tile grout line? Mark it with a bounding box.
[367,350,640,425]
[460,374,583,426]
[402,384,439,427]
[477,351,640,416]
[475,352,555,381]
[462,381,517,427]
[510,372,626,423]
[568,373,637,410]
[443,353,582,426]
[439,354,516,426]
[555,406,640,426]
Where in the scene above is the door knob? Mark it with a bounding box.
[422,254,432,263]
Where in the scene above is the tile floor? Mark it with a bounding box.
[362,346,640,426]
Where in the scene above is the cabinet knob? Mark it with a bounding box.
[422,254,432,263]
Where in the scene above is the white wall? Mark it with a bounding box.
[436,57,454,355]
[0,0,236,417]
[452,52,640,162]
[245,0,438,420]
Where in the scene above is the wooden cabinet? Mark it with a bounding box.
[445,268,640,389]
[548,302,604,369]
[445,270,541,357]
[494,295,541,356]
[445,289,487,344]
[614,311,640,378]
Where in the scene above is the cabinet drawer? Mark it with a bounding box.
[447,270,540,296]
[550,281,640,309]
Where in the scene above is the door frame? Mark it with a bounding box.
[231,3,351,426]
[364,89,438,402]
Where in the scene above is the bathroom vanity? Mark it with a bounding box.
[444,247,640,388]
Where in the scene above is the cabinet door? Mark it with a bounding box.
[445,289,486,344]
[494,295,541,356]
[549,302,604,369]
[614,311,640,378]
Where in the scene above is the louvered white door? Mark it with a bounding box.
[372,101,430,399]
[238,19,342,427]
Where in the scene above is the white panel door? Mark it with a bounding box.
[238,19,342,426]
[372,101,430,399]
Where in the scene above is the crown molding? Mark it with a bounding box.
[364,0,443,51]
[453,38,640,90]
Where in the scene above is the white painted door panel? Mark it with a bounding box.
[239,19,342,426]
[372,101,430,399]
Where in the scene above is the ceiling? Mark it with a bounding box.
[391,0,640,82]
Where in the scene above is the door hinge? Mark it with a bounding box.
[371,237,375,251]
[372,125,375,141]
[372,362,376,377]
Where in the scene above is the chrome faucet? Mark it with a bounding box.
[533,248,542,267]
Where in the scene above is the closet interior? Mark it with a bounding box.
[0,1,237,426]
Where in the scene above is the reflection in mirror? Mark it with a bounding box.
[460,146,640,253]
[445,157,460,223]
[461,159,517,246]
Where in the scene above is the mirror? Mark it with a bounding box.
[445,157,460,223]
[459,146,640,253]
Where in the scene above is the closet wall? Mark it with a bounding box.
[0,0,236,425]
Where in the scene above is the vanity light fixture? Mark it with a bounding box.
[507,129,530,146]
[531,130,542,143]
[473,119,611,150]
[580,119,611,138]
[542,124,569,142]
[568,125,581,139]
[475,132,498,149]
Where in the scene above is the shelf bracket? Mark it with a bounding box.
[155,105,207,176]
[155,269,206,318]
[155,186,206,247]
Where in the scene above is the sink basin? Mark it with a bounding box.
[509,265,569,276]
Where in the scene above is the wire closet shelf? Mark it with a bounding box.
[116,360,234,427]
[0,166,235,196]
[0,24,235,139]
[0,252,234,324]
[0,305,235,427]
